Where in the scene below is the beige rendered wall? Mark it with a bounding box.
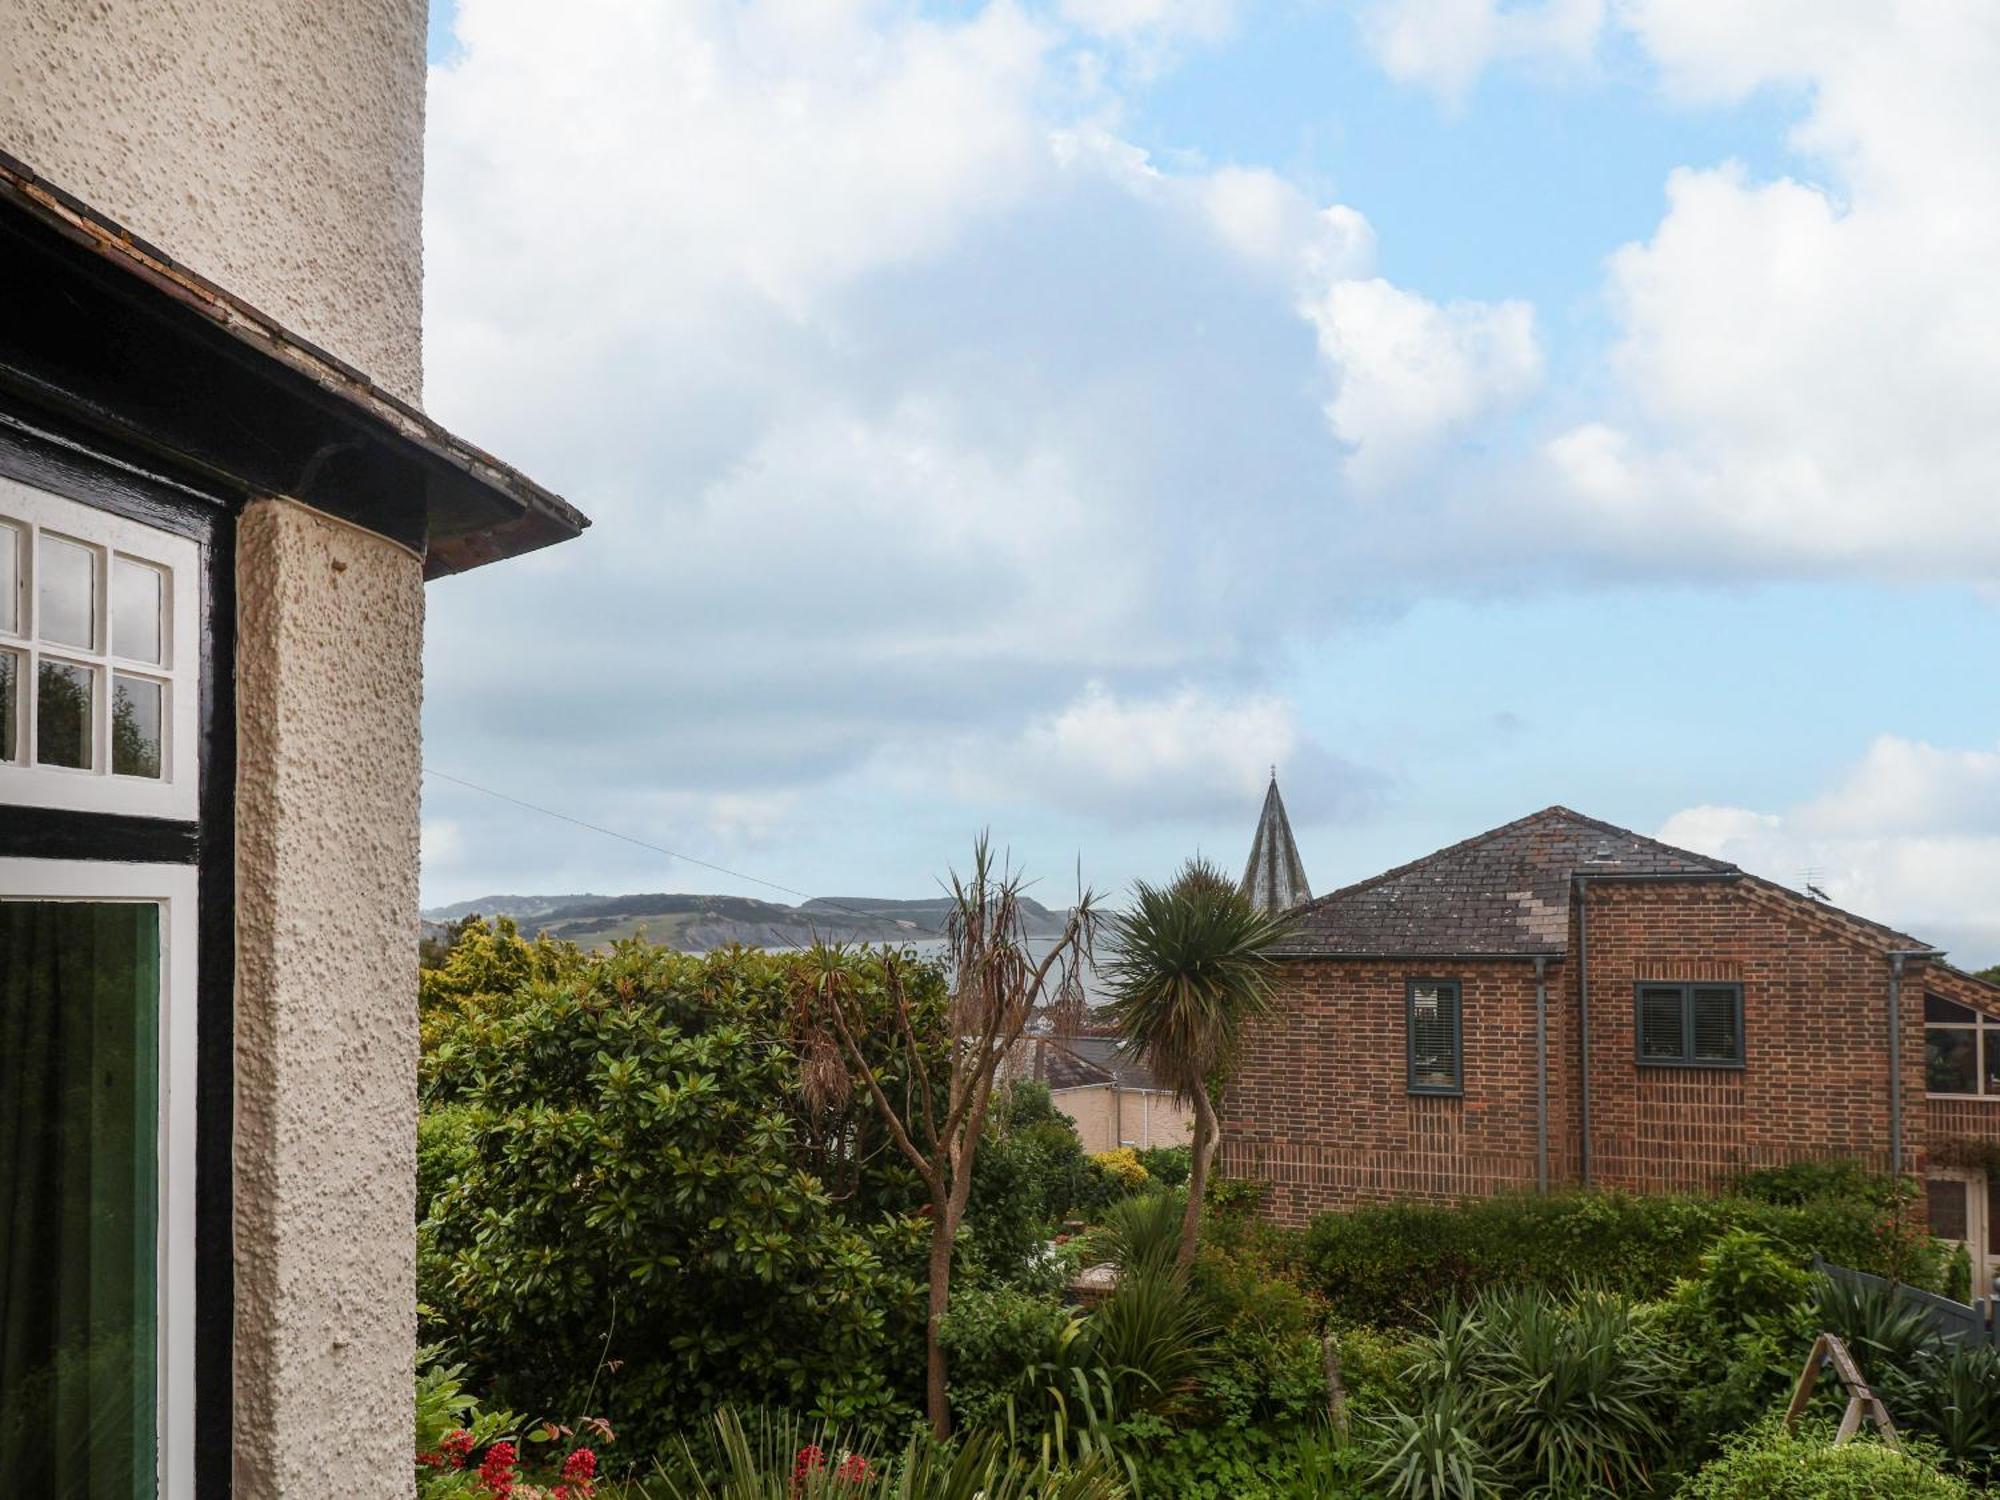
[235,499,425,1498]
[1055,1087,1196,1155]
[0,0,428,401]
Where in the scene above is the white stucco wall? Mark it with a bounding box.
[1,9,434,1495]
[0,0,428,402]
[234,498,425,1499]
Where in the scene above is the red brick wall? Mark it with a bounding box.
[1223,879,1972,1224]
[1220,958,1550,1225]
[1576,880,1910,1191]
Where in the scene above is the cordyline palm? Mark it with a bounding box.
[1104,859,1292,1274]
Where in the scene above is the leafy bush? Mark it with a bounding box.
[1130,1423,1370,1500]
[1302,1182,1942,1326]
[1135,1146,1191,1188]
[1680,1421,1974,1499]
[420,939,939,1454]
[937,1285,1075,1433]
[414,1345,609,1499]
[1074,1271,1216,1417]
[1651,1229,1817,1461]
[1088,1149,1149,1192]
[1092,1190,1185,1282]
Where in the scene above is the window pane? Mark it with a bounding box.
[0,521,18,635]
[1691,987,1740,1063]
[1926,1026,1977,1094]
[1410,983,1458,1090]
[38,535,96,650]
[111,676,162,779]
[36,660,94,770]
[1985,1027,2000,1098]
[0,648,15,762]
[1639,986,1685,1060]
[0,901,161,1497]
[1925,993,1976,1024]
[111,559,163,665]
[1926,1178,1969,1241]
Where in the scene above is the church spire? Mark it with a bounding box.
[1241,771,1311,914]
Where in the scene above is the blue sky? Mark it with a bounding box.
[416,1,2000,965]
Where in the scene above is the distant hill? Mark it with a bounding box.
[421,890,1071,952]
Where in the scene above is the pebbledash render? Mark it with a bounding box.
[1221,800,2000,1297]
[0,4,586,1497]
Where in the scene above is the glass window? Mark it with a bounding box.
[1634,982,1744,1066]
[0,521,18,636]
[36,660,94,770]
[1638,985,1683,1059]
[0,648,15,763]
[0,901,161,1497]
[38,534,96,650]
[111,675,163,780]
[1407,979,1462,1095]
[111,558,163,666]
[0,480,199,817]
[1927,1177,1969,1241]
[1925,991,2000,1097]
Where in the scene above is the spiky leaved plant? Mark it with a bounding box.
[1102,860,1293,1273]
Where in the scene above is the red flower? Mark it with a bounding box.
[442,1430,475,1469]
[562,1448,598,1483]
[836,1453,872,1483]
[478,1440,519,1498]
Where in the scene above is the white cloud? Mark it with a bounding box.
[929,681,1382,821]
[1539,7,2000,576]
[1362,0,1605,100]
[1305,278,1542,487]
[1660,736,2000,967]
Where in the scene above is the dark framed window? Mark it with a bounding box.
[1634,982,1743,1067]
[1406,978,1462,1096]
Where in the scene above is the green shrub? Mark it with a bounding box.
[1131,1423,1370,1500]
[1075,1271,1216,1417]
[937,1284,1075,1433]
[1732,1159,1901,1209]
[1136,1146,1191,1188]
[1651,1230,1817,1463]
[1093,1191,1186,1282]
[419,941,937,1454]
[1680,1421,1974,1499]
[1302,1181,1941,1326]
[1377,1286,1680,1496]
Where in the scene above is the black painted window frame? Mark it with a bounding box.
[0,410,236,1498]
[1633,980,1745,1069]
[1405,976,1464,1097]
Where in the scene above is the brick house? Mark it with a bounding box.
[1219,804,2000,1296]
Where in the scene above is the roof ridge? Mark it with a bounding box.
[1288,812,1568,916]
[1547,805,1740,875]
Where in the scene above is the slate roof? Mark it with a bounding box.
[1242,774,1313,914]
[1276,806,1739,958]
[1029,1034,1167,1092]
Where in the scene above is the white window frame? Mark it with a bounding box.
[1923,991,2000,1101]
[0,475,200,819]
[0,858,197,1500]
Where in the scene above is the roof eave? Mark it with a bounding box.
[0,151,588,576]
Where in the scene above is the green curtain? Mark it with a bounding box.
[0,901,160,1499]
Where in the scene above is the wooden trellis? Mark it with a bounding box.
[1783,1332,1900,1449]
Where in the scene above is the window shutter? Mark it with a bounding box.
[1690,986,1740,1063]
[1638,986,1684,1060]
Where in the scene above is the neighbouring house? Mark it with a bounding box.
[1219,803,2000,1300]
[1019,1032,1195,1154]
[0,7,586,1498]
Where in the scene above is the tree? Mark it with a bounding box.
[1975,964,2000,986]
[1104,859,1293,1274]
[802,837,1097,1440]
